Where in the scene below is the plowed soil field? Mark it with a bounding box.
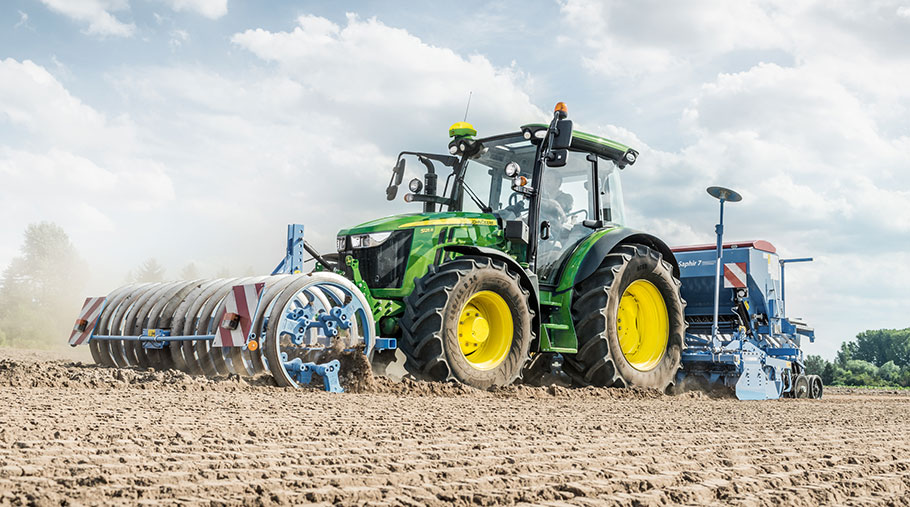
[2,348,909,506]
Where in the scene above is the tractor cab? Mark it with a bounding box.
[382,104,638,283]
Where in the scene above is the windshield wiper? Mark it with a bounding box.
[461,181,492,213]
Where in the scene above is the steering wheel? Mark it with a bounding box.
[508,192,522,207]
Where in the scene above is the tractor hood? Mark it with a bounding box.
[338,211,498,236]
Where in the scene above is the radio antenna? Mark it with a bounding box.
[463,91,473,122]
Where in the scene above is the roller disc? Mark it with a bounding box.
[192,278,245,376]
[170,278,225,375]
[178,278,239,375]
[89,283,145,367]
[109,283,163,367]
[97,283,148,368]
[142,280,205,371]
[263,272,375,388]
[125,281,187,369]
[244,275,301,374]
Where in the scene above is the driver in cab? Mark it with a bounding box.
[539,169,573,233]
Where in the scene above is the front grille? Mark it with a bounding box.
[343,230,413,289]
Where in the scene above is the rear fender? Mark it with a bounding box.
[559,228,680,291]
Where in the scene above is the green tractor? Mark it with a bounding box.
[338,102,686,390]
[71,102,686,393]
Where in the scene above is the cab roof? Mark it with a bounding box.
[520,123,639,168]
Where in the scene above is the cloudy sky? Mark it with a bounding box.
[1,0,908,358]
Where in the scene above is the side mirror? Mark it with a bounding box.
[385,158,406,201]
[552,119,573,149]
[546,149,568,167]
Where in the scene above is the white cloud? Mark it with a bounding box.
[230,13,542,138]
[169,28,190,50]
[14,10,31,30]
[0,58,133,153]
[0,59,174,281]
[0,14,542,282]
[559,0,790,77]
[155,0,228,19]
[38,0,135,37]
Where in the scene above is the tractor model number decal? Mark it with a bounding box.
[723,262,748,288]
[399,218,497,228]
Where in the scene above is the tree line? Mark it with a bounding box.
[0,222,238,348]
[805,328,910,388]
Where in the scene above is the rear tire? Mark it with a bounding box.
[565,244,685,390]
[794,374,810,398]
[808,374,823,399]
[399,256,533,389]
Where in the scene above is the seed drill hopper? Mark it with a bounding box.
[672,187,822,400]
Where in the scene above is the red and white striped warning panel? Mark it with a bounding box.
[68,297,106,346]
[214,283,265,347]
[723,262,748,288]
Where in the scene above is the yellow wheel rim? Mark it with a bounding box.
[617,279,669,371]
[457,291,513,370]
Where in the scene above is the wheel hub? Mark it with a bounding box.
[459,305,491,349]
[457,291,512,370]
[617,279,669,372]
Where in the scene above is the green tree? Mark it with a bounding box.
[179,262,200,279]
[844,329,910,367]
[804,355,828,376]
[128,258,166,283]
[836,341,857,366]
[878,361,900,382]
[844,359,877,377]
[821,362,839,385]
[0,222,88,348]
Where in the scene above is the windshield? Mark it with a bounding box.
[456,134,537,219]
[600,160,625,226]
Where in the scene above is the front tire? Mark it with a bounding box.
[399,256,534,389]
[565,244,685,390]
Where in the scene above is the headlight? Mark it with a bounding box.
[408,178,423,193]
[350,231,393,249]
[336,236,346,251]
[505,161,520,177]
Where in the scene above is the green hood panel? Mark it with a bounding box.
[339,212,498,236]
